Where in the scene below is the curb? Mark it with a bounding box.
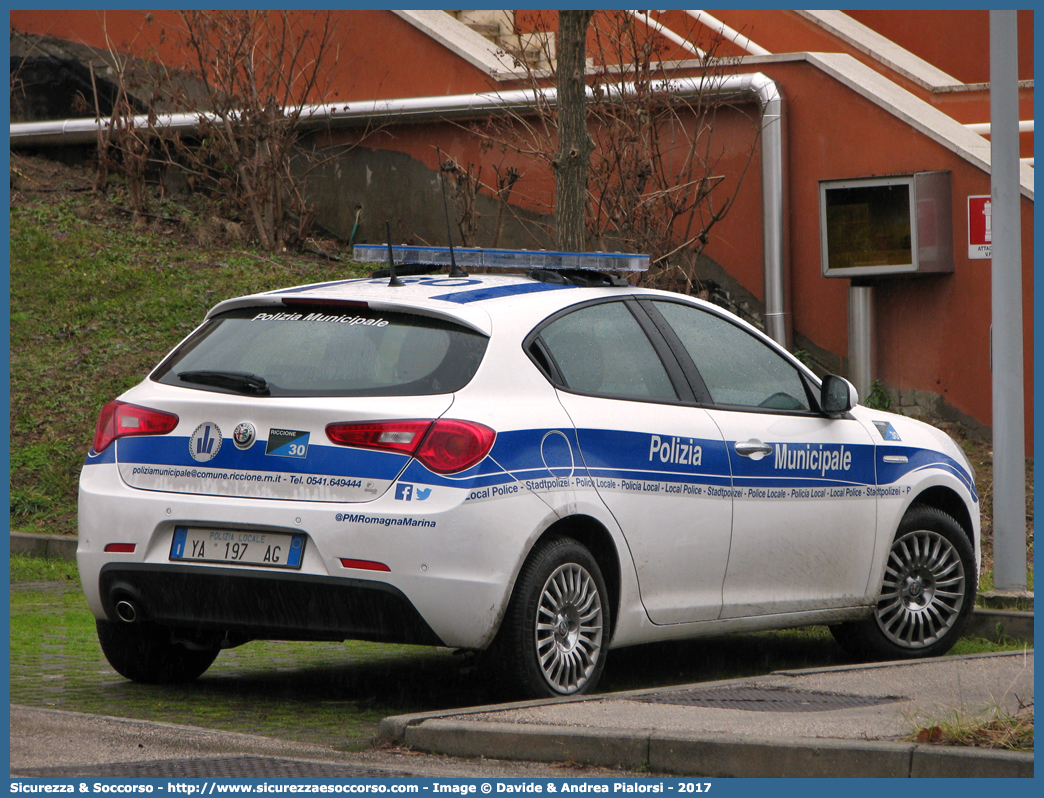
[380,654,1035,778]
[387,717,1034,778]
[11,531,77,560]
[963,608,1034,644]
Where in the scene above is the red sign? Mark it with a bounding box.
[968,195,992,259]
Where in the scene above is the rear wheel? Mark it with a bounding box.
[832,504,976,660]
[495,537,609,699]
[97,620,219,684]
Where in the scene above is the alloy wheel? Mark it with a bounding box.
[534,562,604,694]
[875,529,966,648]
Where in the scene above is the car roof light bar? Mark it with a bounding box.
[353,245,649,273]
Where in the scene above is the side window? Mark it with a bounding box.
[652,301,812,412]
[538,302,677,402]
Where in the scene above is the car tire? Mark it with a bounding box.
[495,537,609,699]
[831,504,976,661]
[96,620,219,684]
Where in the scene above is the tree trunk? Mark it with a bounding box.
[554,10,594,252]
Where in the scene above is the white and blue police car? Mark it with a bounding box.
[78,247,980,698]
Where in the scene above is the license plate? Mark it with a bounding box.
[170,527,305,569]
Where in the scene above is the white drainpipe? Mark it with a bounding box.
[10,73,790,347]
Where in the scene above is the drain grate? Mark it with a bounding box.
[633,685,903,713]
[11,756,414,779]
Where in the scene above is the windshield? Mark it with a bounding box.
[152,305,488,397]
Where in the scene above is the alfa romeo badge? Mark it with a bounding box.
[232,422,256,449]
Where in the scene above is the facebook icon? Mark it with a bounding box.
[394,483,413,501]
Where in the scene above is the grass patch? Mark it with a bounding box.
[10,554,81,584]
[977,569,1035,600]
[910,707,1034,751]
[950,634,1029,656]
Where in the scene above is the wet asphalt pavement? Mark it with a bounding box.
[9,705,659,779]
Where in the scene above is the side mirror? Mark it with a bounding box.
[821,375,858,416]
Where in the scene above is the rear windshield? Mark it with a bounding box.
[152,305,488,397]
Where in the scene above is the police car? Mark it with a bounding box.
[78,246,980,699]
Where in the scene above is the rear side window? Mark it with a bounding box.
[537,301,677,402]
[152,306,488,397]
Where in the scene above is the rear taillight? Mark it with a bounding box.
[93,400,180,453]
[325,419,496,474]
[325,420,434,455]
[414,419,496,473]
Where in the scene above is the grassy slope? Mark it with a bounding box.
[10,188,367,536]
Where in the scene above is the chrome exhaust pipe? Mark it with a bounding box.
[115,599,139,623]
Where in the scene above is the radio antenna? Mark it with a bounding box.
[437,146,468,278]
[385,220,404,287]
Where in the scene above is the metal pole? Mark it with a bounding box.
[760,80,791,350]
[847,283,875,401]
[989,10,1027,591]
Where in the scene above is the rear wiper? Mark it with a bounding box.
[177,370,270,396]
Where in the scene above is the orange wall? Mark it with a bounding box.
[848,10,1035,84]
[10,10,501,102]
[708,9,852,56]
[321,101,764,258]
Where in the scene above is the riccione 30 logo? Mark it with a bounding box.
[774,443,852,475]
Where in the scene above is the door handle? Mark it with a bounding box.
[734,439,773,460]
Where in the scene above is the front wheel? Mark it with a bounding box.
[494,537,610,699]
[97,620,219,684]
[832,504,976,660]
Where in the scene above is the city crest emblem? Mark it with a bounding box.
[189,422,222,462]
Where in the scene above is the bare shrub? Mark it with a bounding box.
[173,11,340,251]
[86,24,158,218]
[90,11,361,251]
[471,11,762,293]
[438,155,482,247]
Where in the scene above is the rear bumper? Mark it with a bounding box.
[79,458,569,649]
[99,563,444,646]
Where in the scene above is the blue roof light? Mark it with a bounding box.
[352,245,649,273]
